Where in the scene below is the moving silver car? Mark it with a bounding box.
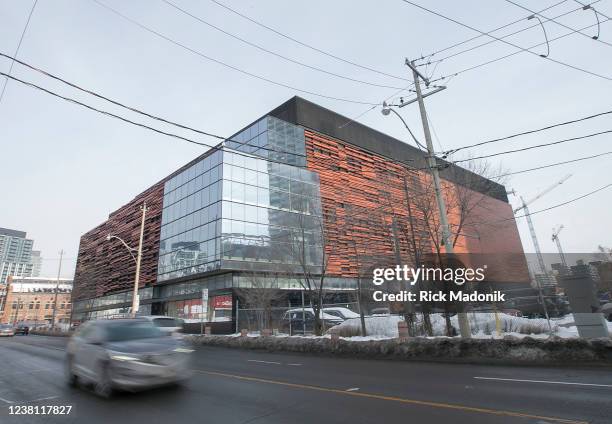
[66,318,193,397]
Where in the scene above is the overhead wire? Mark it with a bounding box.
[208,0,410,82]
[0,52,310,160]
[491,151,612,178]
[424,1,602,65]
[160,0,405,90]
[443,108,612,155]
[450,129,612,163]
[416,0,571,61]
[0,0,38,106]
[504,0,612,48]
[401,0,612,82]
[91,0,379,106]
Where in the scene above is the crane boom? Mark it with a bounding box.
[512,175,572,274]
[552,225,567,267]
[513,174,572,213]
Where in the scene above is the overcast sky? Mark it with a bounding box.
[1,0,611,278]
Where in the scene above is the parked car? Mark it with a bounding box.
[0,324,14,337]
[138,316,184,335]
[66,318,193,397]
[281,308,343,334]
[322,307,360,321]
[14,324,29,335]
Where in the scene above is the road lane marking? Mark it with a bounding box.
[287,363,302,366]
[346,387,360,392]
[247,360,281,365]
[195,369,587,424]
[474,377,612,388]
[0,397,14,404]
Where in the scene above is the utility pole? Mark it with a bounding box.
[51,249,64,330]
[407,59,471,339]
[132,201,148,318]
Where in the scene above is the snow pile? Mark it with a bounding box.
[327,316,403,338]
[326,313,557,338]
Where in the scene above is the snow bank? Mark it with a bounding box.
[186,334,612,365]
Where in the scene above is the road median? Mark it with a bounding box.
[186,334,612,366]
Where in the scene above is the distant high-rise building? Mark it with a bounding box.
[0,228,35,284]
[31,251,42,277]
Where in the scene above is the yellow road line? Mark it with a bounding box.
[195,369,587,424]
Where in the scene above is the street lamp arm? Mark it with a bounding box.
[383,105,429,151]
[107,234,137,263]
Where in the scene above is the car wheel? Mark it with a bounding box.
[65,356,78,387]
[93,363,113,398]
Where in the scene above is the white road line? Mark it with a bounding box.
[0,397,14,404]
[345,387,360,392]
[287,363,303,366]
[247,360,281,365]
[23,396,59,404]
[474,376,612,388]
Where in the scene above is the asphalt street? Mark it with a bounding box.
[0,335,610,424]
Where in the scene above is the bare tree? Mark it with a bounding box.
[235,271,286,332]
[286,211,332,336]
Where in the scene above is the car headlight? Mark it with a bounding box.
[110,354,140,362]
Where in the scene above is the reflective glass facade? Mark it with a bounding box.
[157,116,323,283]
[220,150,322,267]
[225,116,306,167]
[158,150,223,282]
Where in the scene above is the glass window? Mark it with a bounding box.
[231,182,245,203]
[257,187,269,206]
[244,184,258,204]
[244,204,258,223]
[231,203,245,221]
[232,166,244,182]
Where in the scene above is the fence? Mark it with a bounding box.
[236,302,360,335]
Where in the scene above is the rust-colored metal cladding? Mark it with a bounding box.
[304,129,528,283]
[72,182,163,302]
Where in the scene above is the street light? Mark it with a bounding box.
[381,61,471,338]
[106,202,148,318]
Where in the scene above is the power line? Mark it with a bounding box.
[461,182,612,228]
[0,70,415,181]
[426,2,595,66]
[91,0,379,106]
[401,0,612,82]
[416,0,571,60]
[0,0,38,106]
[161,0,404,90]
[513,183,611,220]
[504,0,612,48]
[431,15,610,84]
[209,0,410,83]
[451,129,612,163]
[444,108,612,155]
[492,150,612,178]
[0,51,310,161]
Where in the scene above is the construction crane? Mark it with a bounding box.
[512,174,572,275]
[552,225,567,268]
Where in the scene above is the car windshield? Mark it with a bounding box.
[105,321,162,342]
[0,324,11,329]
[152,318,180,328]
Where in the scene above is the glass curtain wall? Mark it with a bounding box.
[157,116,323,282]
[158,150,223,282]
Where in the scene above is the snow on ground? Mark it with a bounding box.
[216,314,611,340]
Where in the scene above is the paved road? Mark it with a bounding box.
[0,335,610,424]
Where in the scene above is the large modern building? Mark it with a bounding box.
[72,97,528,329]
[0,228,35,284]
